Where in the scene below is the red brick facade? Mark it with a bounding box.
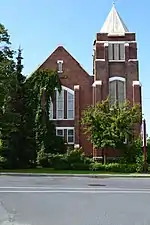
[36,6,142,157]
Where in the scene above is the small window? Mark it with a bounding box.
[57,60,63,73]
[56,129,64,137]
[67,129,74,144]
[108,43,125,61]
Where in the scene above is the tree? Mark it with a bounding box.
[0,24,19,168]
[0,24,16,128]
[82,99,141,163]
[146,138,150,164]
[0,45,29,168]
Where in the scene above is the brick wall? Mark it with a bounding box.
[39,46,93,155]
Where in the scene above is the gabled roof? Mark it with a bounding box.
[26,46,90,80]
[100,4,129,35]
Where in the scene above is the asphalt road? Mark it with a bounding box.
[0,176,150,225]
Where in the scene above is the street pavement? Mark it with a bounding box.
[0,176,150,224]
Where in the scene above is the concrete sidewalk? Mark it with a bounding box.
[0,172,150,178]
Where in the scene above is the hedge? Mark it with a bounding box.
[37,148,140,173]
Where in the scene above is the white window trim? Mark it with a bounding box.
[67,91,74,120]
[56,89,64,120]
[96,41,136,44]
[67,127,74,144]
[56,128,64,137]
[54,86,74,121]
[109,77,126,102]
[109,60,125,62]
[108,43,125,61]
[57,60,63,73]
[55,86,74,95]
[56,127,75,144]
[109,77,125,82]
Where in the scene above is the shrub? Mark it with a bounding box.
[65,148,91,170]
[90,162,137,173]
[89,162,105,171]
[37,147,93,170]
[48,154,69,170]
[134,138,144,173]
[0,156,8,169]
[36,150,49,168]
[136,156,143,173]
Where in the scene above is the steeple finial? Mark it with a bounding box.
[112,0,116,7]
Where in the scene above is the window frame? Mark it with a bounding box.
[50,86,74,121]
[56,128,64,138]
[67,128,74,144]
[57,60,63,73]
[56,89,64,120]
[56,127,75,145]
[108,43,125,61]
[109,77,126,106]
[49,97,53,120]
[67,91,74,120]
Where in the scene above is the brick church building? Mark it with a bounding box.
[37,5,142,157]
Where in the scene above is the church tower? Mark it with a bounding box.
[93,4,141,109]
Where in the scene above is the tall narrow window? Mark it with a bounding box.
[109,80,117,106]
[56,90,64,119]
[67,92,74,119]
[57,60,63,73]
[49,97,53,120]
[109,77,125,106]
[108,43,125,60]
[108,43,113,60]
[118,80,125,105]
[67,129,74,144]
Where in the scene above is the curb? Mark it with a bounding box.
[0,173,150,178]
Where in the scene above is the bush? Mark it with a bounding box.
[65,148,92,170]
[48,154,69,170]
[136,156,143,173]
[37,147,141,173]
[36,150,49,168]
[0,156,8,169]
[37,148,94,170]
[90,162,137,173]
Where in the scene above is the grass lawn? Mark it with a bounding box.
[0,168,122,174]
[0,169,150,176]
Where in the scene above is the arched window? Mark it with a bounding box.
[49,86,74,120]
[109,77,126,106]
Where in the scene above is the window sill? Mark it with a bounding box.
[109,60,125,62]
[50,118,74,121]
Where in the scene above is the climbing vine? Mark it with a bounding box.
[26,69,62,155]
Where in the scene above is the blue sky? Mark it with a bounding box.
[1,0,150,134]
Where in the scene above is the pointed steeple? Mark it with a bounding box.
[100,4,129,35]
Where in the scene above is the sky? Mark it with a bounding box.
[1,0,150,134]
